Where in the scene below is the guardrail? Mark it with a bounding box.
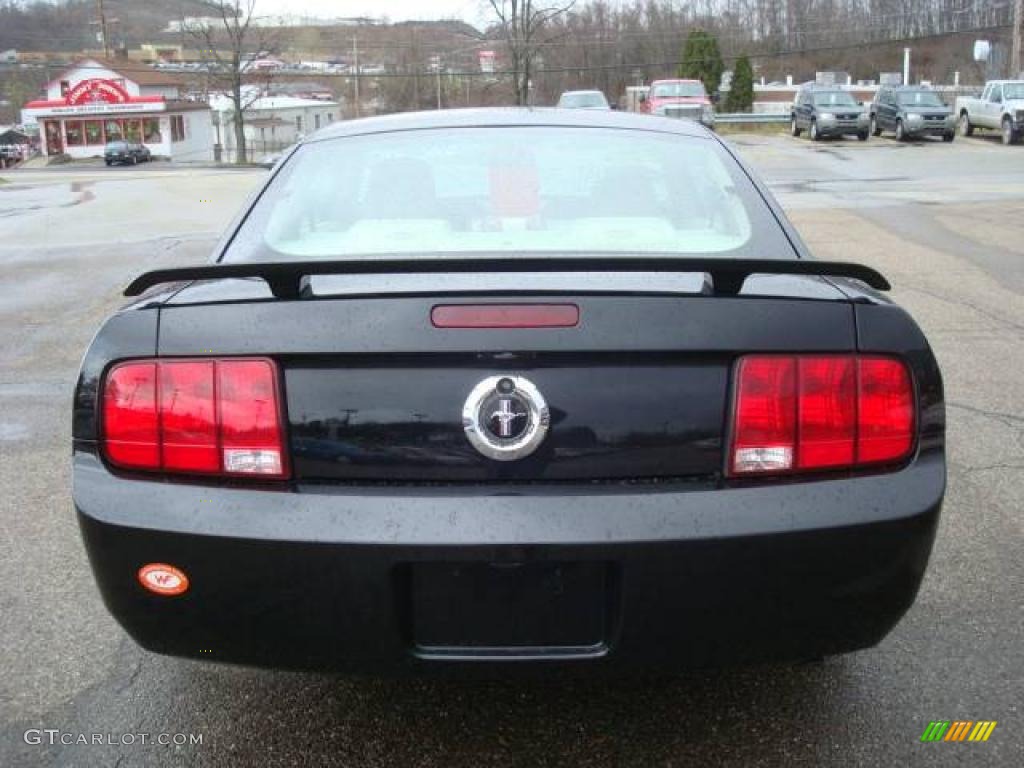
[714,113,791,124]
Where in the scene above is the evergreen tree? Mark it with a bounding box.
[725,54,755,112]
[678,29,724,97]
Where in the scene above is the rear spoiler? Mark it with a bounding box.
[124,257,889,300]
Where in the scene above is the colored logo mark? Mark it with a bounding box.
[920,721,997,742]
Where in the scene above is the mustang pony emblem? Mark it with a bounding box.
[463,376,550,461]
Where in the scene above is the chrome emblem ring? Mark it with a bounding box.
[462,375,550,461]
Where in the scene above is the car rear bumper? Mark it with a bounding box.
[74,449,944,673]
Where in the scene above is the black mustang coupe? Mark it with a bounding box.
[74,109,945,672]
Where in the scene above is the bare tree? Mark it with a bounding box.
[485,0,577,105]
[186,1,275,163]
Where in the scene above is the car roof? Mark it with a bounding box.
[309,107,711,142]
[560,90,605,96]
[650,79,701,84]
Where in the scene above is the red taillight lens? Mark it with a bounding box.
[856,357,914,464]
[101,358,287,479]
[729,354,914,477]
[218,359,285,476]
[102,362,158,469]
[797,356,856,469]
[731,357,796,473]
[160,361,218,473]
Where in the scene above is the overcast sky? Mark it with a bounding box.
[257,1,492,25]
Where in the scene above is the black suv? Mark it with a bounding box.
[871,86,955,142]
[791,86,869,141]
[104,141,152,166]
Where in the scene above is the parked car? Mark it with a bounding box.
[104,141,151,166]
[791,86,869,141]
[556,90,611,110]
[257,144,297,169]
[75,108,944,674]
[640,79,715,127]
[871,86,955,142]
[955,80,1024,145]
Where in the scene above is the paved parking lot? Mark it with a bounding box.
[1,135,1022,767]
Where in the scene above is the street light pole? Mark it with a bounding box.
[431,55,442,109]
[352,36,360,118]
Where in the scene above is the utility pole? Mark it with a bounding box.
[351,36,360,118]
[94,0,110,57]
[1012,0,1023,78]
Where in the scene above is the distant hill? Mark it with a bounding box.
[0,1,216,53]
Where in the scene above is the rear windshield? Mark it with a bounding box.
[897,91,945,107]
[812,92,859,107]
[106,141,128,149]
[651,82,705,99]
[224,126,794,262]
[558,92,608,108]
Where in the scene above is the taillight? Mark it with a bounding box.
[101,358,287,479]
[729,354,914,476]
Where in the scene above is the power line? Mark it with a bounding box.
[9,22,1011,82]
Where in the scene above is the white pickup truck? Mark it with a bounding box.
[955,80,1024,145]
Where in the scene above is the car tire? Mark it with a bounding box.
[895,119,905,142]
[810,120,820,141]
[943,132,955,143]
[959,113,973,137]
[857,130,869,141]
[1002,117,1019,146]
[790,116,801,137]
[870,115,881,137]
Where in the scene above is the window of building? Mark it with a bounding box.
[260,127,266,140]
[60,81,70,97]
[104,120,123,142]
[64,121,84,146]
[143,118,162,143]
[314,114,321,130]
[85,121,103,145]
[125,119,142,143]
[170,115,186,142]
[295,115,303,133]
[326,113,333,123]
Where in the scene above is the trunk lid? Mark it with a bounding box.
[157,276,855,483]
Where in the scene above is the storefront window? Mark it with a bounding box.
[85,121,103,145]
[65,121,84,146]
[125,120,142,143]
[143,118,162,144]
[104,120,123,142]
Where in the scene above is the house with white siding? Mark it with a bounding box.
[209,92,339,162]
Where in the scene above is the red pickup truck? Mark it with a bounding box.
[641,79,715,127]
